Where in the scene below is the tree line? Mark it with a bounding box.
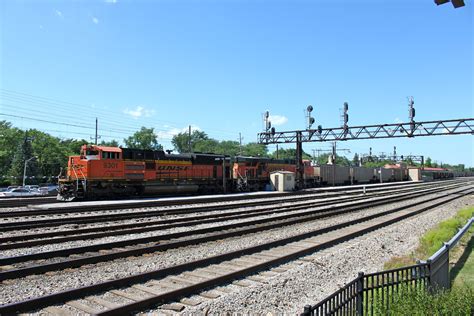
[0,120,470,186]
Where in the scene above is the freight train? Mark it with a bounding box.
[57,145,319,201]
[57,144,466,201]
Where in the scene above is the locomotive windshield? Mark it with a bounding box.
[80,147,99,160]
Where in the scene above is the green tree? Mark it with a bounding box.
[100,140,119,147]
[124,127,162,150]
[9,131,39,185]
[28,129,69,181]
[214,140,240,155]
[271,148,311,160]
[425,157,432,167]
[352,153,360,166]
[0,121,23,184]
[61,138,89,155]
[172,130,209,153]
[194,139,220,153]
[242,143,268,157]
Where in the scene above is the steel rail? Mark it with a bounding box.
[0,183,467,281]
[1,186,471,315]
[0,193,387,249]
[0,181,448,231]
[98,189,473,316]
[0,181,456,232]
[0,180,439,218]
[0,196,57,208]
[0,181,453,247]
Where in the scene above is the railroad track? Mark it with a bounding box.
[0,180,460,233]
[0,181,462,248]
[0,180,439,215]
[0,183,471,315]
[0,182,467,281]
[0,196,57,208]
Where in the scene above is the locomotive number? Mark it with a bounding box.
[104,162,118,169]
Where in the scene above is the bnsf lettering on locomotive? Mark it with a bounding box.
[157,165,189,171]
[104,162,118,169]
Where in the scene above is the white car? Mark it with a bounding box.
[0,187,43,197]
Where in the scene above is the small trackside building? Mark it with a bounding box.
[270,171,296,192]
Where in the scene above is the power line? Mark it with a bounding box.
[1,89,241,137]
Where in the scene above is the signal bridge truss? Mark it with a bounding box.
[258,118,474,144]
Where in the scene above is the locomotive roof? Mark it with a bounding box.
[94,146,122,152]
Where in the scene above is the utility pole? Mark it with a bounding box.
[239,132,242,155]
[188,125,192,153]
[23,156,36,187]
[276,144,279,159]
[90,118,100,145]
[222,158,226,193]
[393,146,397,161]
[95,118,98,145]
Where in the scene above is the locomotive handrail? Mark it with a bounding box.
[71,164,87,196]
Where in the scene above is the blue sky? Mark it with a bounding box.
[0,0,472,166]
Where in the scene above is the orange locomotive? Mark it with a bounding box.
[58,145,317,201]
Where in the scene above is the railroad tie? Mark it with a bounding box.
[66,300,101,314]
[132,284,165,296]
[259,271,280,277]
[160,303,186,312]
[43,306,75,316]
[110,289,148,302]
[246,275,267,283]
[167,276,196,286]
[199,290,222,299]
[85,297,121,309]
[232,280,254,287]
[182,271,214,280]
[179,297,204,306]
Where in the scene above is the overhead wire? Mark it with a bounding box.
[0,89,242,137]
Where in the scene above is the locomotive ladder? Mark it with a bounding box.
[71,165,87,198]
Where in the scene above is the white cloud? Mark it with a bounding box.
[123,106,155,119]
[92,17,99,24]
[394,117,403,123]
[156,125,201,140]
[105,0,118,3]
[55,10,63,18]
[269,114,288,126]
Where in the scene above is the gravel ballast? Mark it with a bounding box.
[180,194,474,315]
[0,187,471,306]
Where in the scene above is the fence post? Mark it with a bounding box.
[302,304,312,316]
[356,271,364,315]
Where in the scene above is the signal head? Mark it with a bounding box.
[307,105,313,113]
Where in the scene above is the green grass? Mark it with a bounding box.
[452,234,474,288]
[384,206,474,270]
[375,285,474,316]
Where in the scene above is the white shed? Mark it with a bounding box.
[270,171,295,192]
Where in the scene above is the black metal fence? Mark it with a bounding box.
[302,217,473,316]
